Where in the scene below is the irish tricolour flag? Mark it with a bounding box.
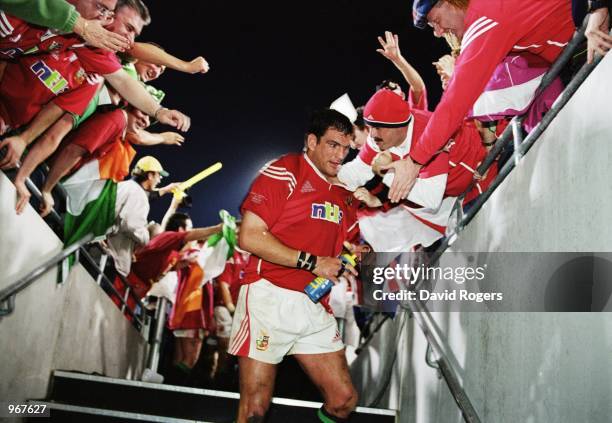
[63,140,136,247]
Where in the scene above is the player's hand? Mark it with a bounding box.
[586,8,612,64]
[0,135,26,169]
[353,187,382,208]
[376,31,403,65]
[74,17,130,52]
[380,157,422,203]
[313,256,344,283]
[156,108,191,132]
[313,256,358,283]
[161,132,185,146]
[186,56,210,74]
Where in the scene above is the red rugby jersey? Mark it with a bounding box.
[241,153,359,292]
[0,10,82,59]
[0,50,102,128]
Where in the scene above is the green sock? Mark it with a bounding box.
[175,362,192,374]
[317,407,348,423]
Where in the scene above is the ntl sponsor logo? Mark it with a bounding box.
[311,202,343,224]
[30,60,68,94]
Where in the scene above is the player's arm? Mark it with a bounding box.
[103,69,190,131]
[128,42,210,74]
[239,210,352,282]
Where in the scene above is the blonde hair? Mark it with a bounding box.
[443,0,469,10]
[443,32,461,57]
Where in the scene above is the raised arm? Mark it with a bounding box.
[104,69,191,131]
[127,129,185,146]
[377,31,426,103]
[0,0,129,51]
[129,42,210,74]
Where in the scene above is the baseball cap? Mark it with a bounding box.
[413,0,439,29]
[363,89,412,128]
[133,156,169,177]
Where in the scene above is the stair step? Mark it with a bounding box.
[26,401,211,422]
[50,370,396,422]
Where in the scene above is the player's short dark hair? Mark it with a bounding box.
[307,108,354,140]
[166,212,191,232]
[354,106,366,131]
[117,0,151,25]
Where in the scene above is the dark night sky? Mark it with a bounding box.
[140,1,448,226]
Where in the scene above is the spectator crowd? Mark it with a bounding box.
[0,0,610,396]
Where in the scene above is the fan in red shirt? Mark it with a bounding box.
[230,109,362,423]
[0,0,191,171]
[0,0,117,61]
[384,0,575,202]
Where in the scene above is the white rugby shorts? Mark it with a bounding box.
[228,279,344,364]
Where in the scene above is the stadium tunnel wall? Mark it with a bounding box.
[351,53,612,422]
[0,172,148,403]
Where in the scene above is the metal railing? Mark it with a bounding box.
[0,166,147,330]
[0,233,94,317]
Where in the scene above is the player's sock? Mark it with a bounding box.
[175,362,192,374]
[317,407,349,423]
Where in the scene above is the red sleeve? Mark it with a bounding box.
[146,231,188,255]
[52,79,101,115]
[240,157,293,228]
[410,15,517,165]
[70,109,126,154]
[74,47,122,75]
[357,140,378,165]
[408,86,429,112]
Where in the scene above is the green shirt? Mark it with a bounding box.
[0,0,79,33]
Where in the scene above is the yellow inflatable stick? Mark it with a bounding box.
[173,162,223,200]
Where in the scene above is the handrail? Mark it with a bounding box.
[429,22,595,267]
[1,168,145,328]
[363,21,601,423]
[0,233,94,317]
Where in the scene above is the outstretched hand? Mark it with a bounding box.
[586,8,612,64]
[379,158,422,203]
[186,56,210,74]
[376,31,403,64]
[74,17,130,52]
[156,108,191,132]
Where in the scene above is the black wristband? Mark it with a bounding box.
[296,251,317,272]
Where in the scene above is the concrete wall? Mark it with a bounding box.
[0,172,148,402]
[351,54,612,421]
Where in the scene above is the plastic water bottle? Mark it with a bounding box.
[304,253,357,303]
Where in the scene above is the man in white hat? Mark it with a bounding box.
[106,155,178,276]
